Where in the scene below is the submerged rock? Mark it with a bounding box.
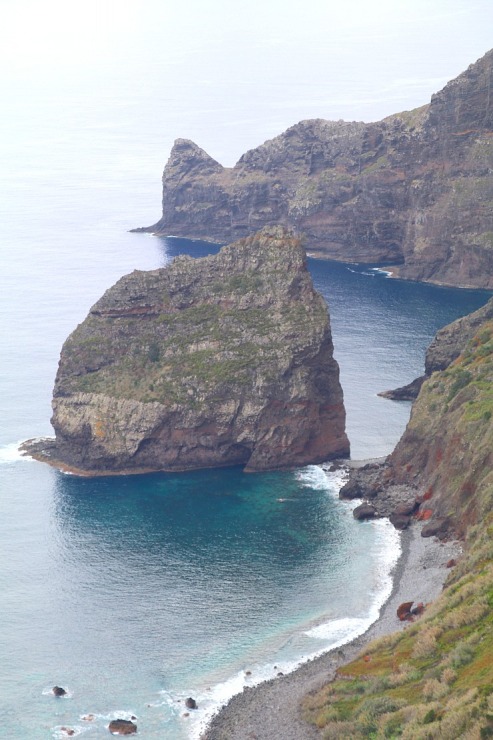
[42,227,348,474]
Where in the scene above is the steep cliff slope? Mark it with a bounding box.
[383,315,493,539]
[304,306,493,738]
[135,49,493,288]
[41,227,348,474]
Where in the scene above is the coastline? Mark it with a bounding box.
[201,522,461,740]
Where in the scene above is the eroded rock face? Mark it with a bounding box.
[48,227,348,474]
[425,297,493,374]
[135,49,493,289]
[349,304,493,539]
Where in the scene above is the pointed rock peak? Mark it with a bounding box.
[164,138,224,178]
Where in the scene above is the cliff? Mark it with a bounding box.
[304,299,493,737]
[135,49,493,289]
[382,308,493,539]
[39,227,348,474]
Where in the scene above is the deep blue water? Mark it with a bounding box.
[1,72,491,738]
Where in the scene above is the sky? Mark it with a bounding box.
[1,0,492,164]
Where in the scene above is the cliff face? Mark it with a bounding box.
[359,298,493,540]
[304,302,493,740]
[384,311,493,538]
[136,49,493,289]
[49,227,348,474]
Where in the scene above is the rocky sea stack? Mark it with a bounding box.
[134,49,493,289]
[34,227,348,474]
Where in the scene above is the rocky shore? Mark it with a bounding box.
[201,521,461,740]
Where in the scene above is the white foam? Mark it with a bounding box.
[185,660,302,740]
[187,495,401,740]
[97,710,138,721]
[52,726,88,739]
[370,267,393,277]
[0,441,35,464]
[305,615,369,641]
[305,518,401,648]
[295,464,349,493]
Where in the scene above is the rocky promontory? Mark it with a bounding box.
[28,227,348,474]
[379,295,493,400]
[343,295,493,539]
[135,49,493,289]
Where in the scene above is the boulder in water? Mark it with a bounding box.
[108,718,137,735]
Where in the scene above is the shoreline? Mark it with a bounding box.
[201,522,461,740]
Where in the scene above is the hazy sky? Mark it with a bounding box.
[2,0,492,164]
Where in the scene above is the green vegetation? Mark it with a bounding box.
[59,231,327,408]
[383,104,429,130]
[361,154,390,175]
[304,320,493,738]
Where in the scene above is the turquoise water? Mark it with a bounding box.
[1,454,400,739]
[1,238,488,737]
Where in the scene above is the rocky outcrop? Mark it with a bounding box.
[108,719,137,735]
[134,49,493,289]
[38,227,348,474]
[344,300,493,539]
[379,296,493,399]
[425,296,493,373]
[378,375,425,401]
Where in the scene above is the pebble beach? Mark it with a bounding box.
[202,523,461,740]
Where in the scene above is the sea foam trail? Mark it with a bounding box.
[187,465,401,740]
[0,441,35,464]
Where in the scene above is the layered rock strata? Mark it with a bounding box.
[40,227,348,474]
[134,49,493,289]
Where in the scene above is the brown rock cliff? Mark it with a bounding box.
[46,227,349,474]
[135,49,493,289]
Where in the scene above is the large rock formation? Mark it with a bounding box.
[43,227,348,474]
[134,49,493,289]
[382,311,493,538]
[344,297,493,539]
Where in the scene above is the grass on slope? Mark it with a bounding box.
[303,323,493,739]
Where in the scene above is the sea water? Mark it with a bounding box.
[1,233,489,738]
[1,77,491,738]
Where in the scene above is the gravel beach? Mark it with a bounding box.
[201,523,461,740]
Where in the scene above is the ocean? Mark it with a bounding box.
[1,50,492,739]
